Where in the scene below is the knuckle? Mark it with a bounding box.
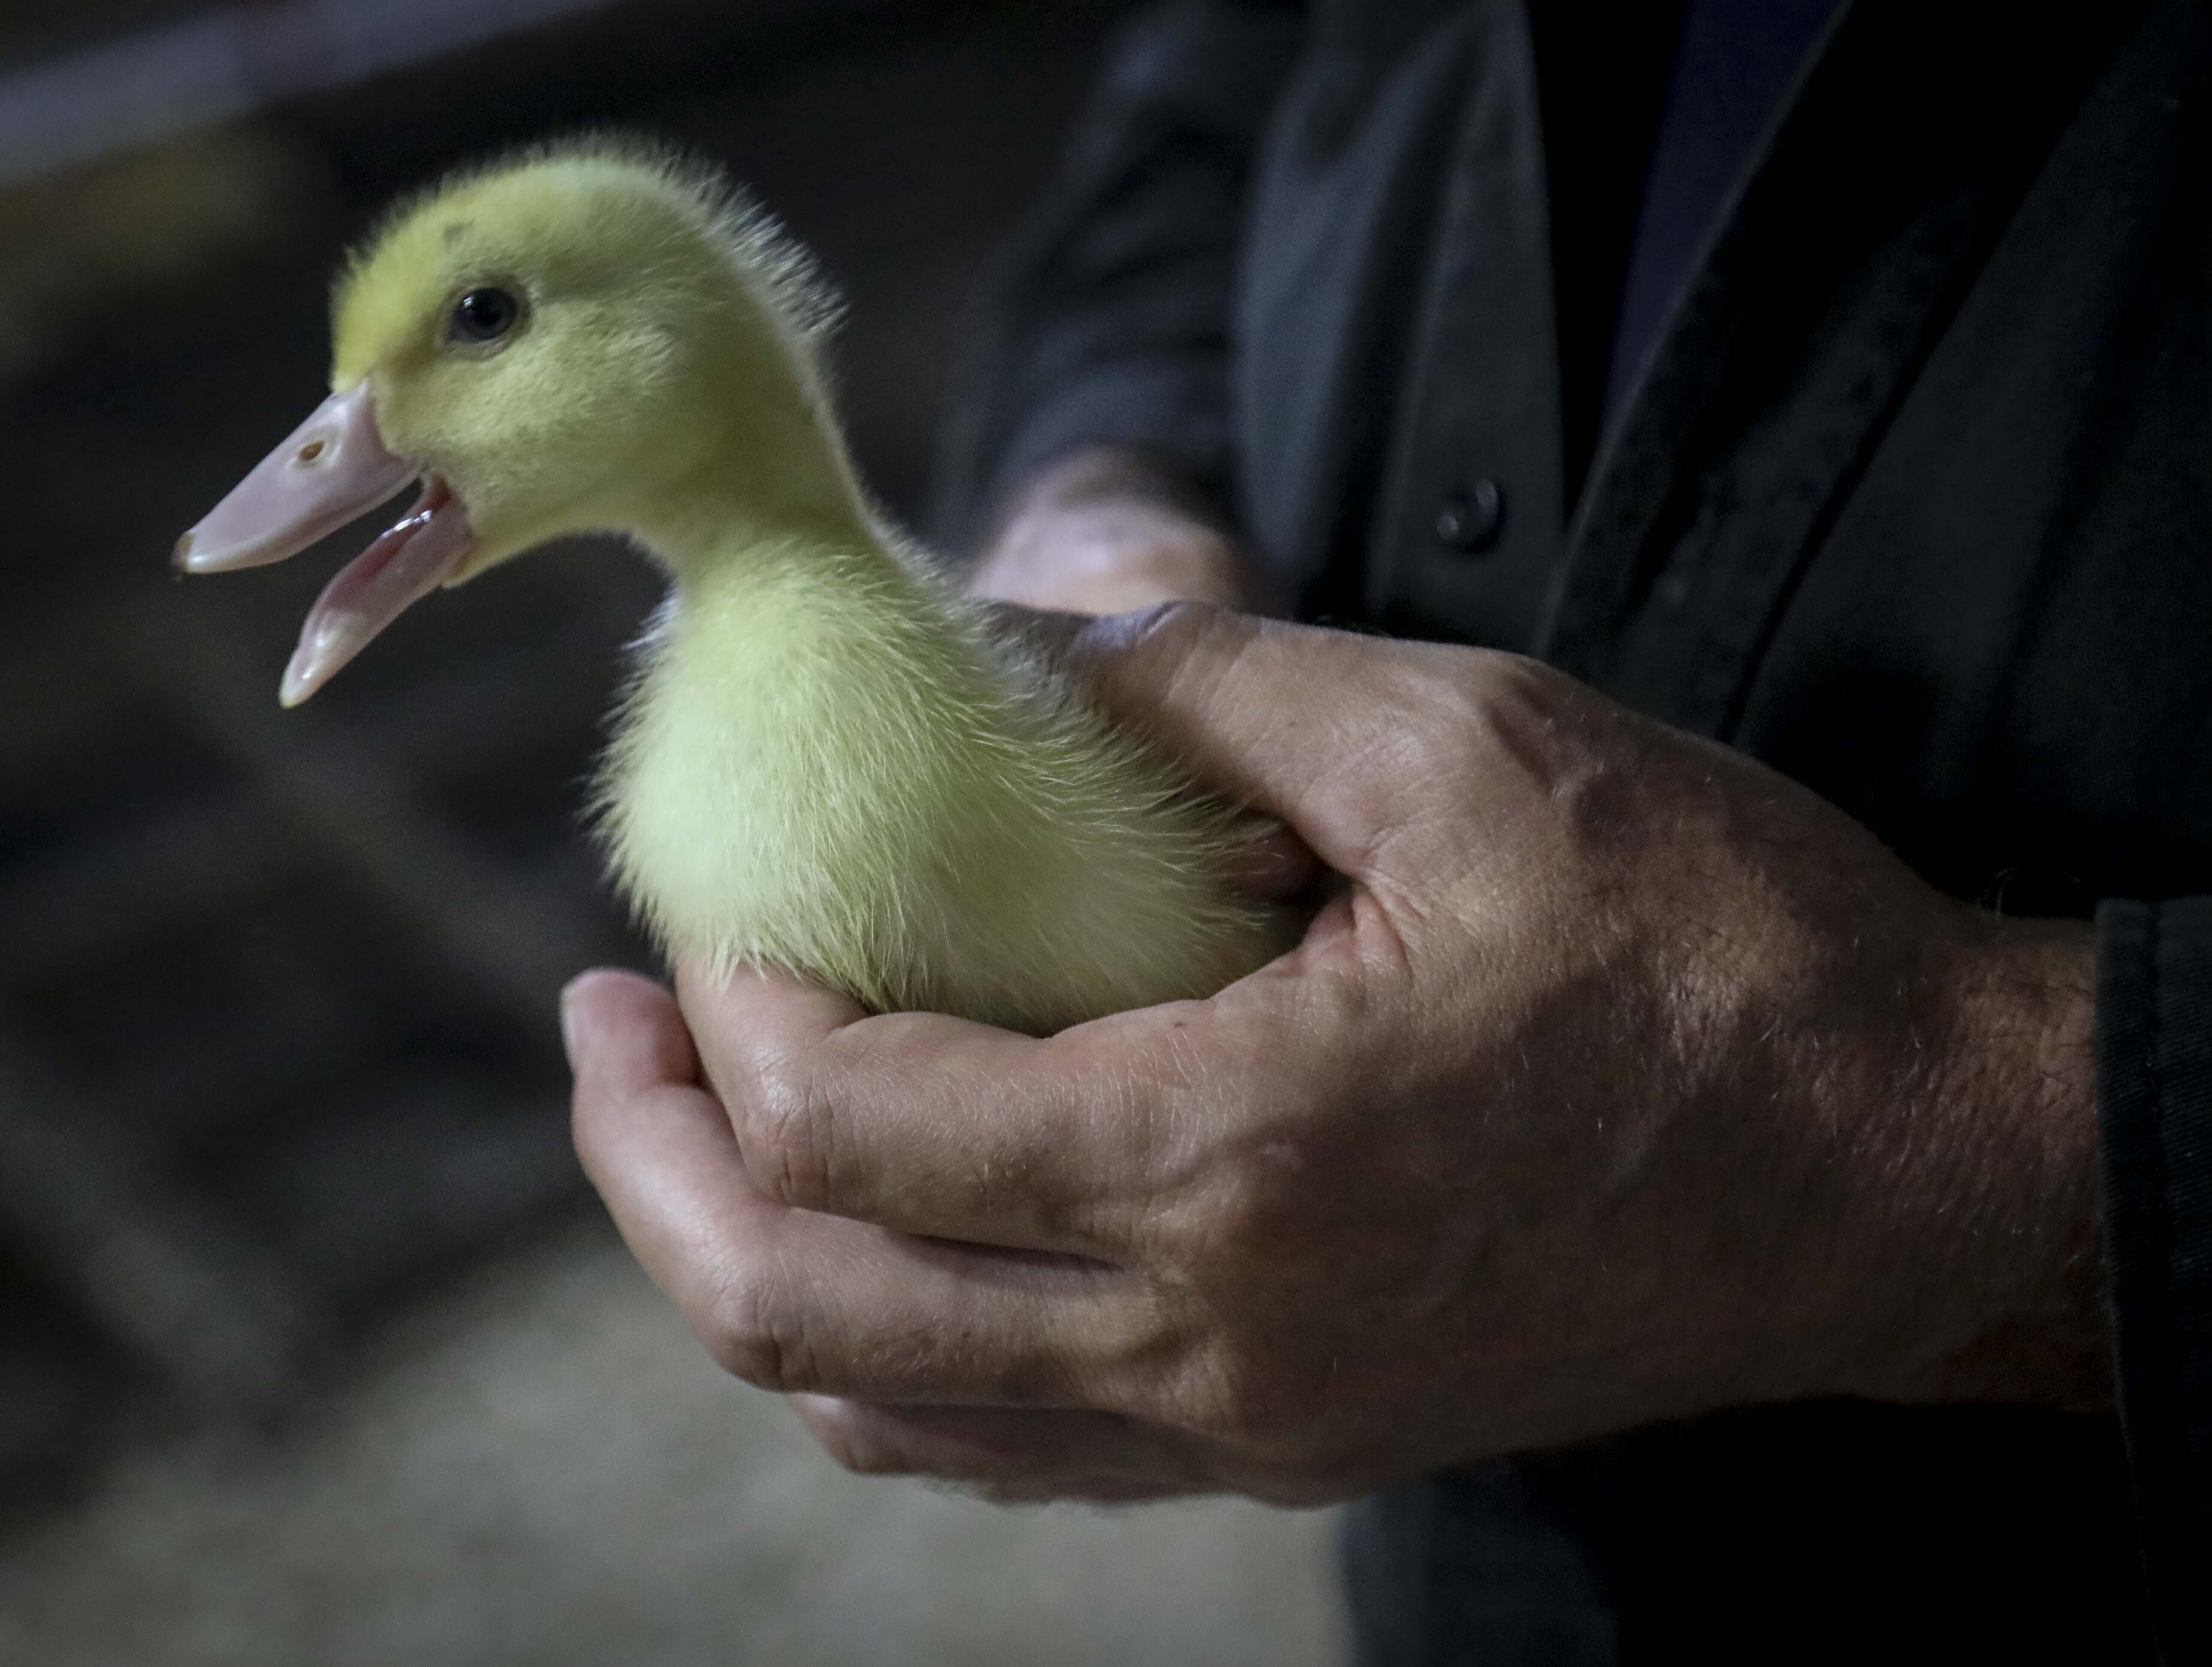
[1418,648,1549,757]
[1457,644,1556,706]
[1188,1148,1307,1265]
[699,1268,820,1395]
[736,1054,839,1211]
[1378,685,1493,786]
[1178,1348,1294,1449]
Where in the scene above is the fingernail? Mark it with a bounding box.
[558,978,589,1071]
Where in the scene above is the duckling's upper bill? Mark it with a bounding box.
[175,381,475,704]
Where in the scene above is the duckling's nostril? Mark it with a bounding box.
[296,439,327,463]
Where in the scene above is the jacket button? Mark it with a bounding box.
[1433,479,1504,553]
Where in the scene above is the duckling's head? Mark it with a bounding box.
[177,139,853,704]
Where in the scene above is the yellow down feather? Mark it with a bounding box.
[330,137,1292,1033]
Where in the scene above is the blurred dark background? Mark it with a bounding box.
[0,8,1343,1660]
[0,9,1345,1654]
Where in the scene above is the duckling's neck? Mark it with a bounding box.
[622,333,891,586]
[609,349,983,729]
[628,462,976,724]
[632,485,895,592]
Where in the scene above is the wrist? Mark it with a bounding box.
[1833,911,2110,1410]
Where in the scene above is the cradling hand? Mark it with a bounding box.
[567,605,2107,1503]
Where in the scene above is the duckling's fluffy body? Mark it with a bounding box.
[611,538,1278,1029]
[330,142,1285,1032]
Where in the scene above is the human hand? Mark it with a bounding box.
[962,447,1275,616]
[566,606,2109,1504]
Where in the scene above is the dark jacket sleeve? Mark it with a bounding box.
[926,0,1305,553]
[2098,898,2212,1666]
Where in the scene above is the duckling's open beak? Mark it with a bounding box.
[175,384,477,706]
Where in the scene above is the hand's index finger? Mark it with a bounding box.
[675,957,1172,1260]
[571,1006,1159,1414]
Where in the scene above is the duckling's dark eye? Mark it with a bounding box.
[449,287,520,344]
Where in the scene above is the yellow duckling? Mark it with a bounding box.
[176,139,1290,1033]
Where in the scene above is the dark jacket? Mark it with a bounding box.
[932,2,2212,1660]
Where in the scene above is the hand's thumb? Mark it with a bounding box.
[1063,604,1398,876]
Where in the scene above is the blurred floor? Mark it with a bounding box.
[0,1213,1344,1666]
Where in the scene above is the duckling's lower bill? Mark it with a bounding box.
[176,383,477,706]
